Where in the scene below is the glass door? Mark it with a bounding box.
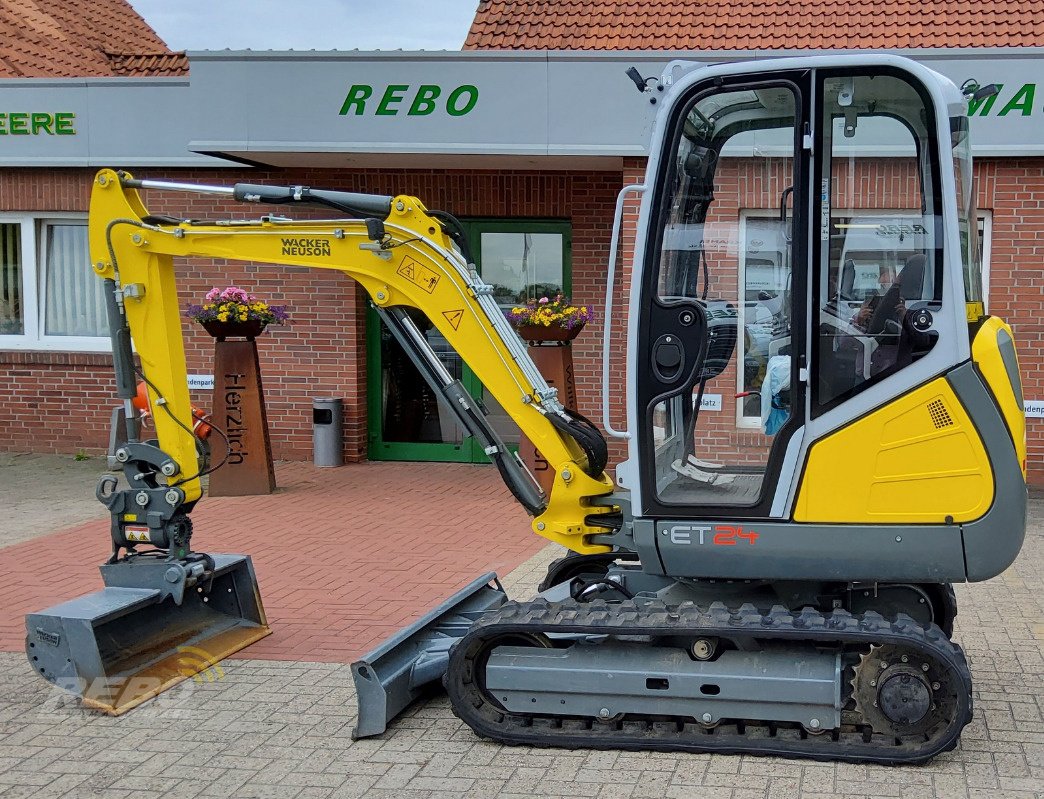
[367,220,571,462]
[635,72,810,518]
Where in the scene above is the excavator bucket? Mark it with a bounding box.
[25,554,270,715]
[351,572,507,738]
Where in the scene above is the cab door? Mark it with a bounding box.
[634,71,811,519]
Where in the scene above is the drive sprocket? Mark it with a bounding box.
[851,643,964,740]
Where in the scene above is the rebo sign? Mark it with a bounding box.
[339,84,479,117]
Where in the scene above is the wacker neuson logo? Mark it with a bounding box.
[339,84,479,117]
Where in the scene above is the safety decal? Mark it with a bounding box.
[397,256,440,294]
[443,309,464,330]
[124,526,152,543]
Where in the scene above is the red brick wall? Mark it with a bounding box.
[975,160,1044,483]
[0,159,1042,486]
[0,166,622,464]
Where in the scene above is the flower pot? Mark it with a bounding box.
[201,319,267,340]
[513,323,584,344]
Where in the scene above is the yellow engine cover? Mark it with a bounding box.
[794,379,994,524]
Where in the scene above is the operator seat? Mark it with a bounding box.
[867,254,928,375]
[866,254,927,336]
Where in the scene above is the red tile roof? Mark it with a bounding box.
[465,1,1044,50]
[0,0,187,78]
[107,52,188,77]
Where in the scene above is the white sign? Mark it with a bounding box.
[699,394,722,412]
[1025,400,1044,419]
[188,374,214,390]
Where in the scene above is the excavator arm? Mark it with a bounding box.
[89,169,615,554]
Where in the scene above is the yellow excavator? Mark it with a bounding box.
[26,54,1026,764]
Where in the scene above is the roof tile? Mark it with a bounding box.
[466,0,1044,49]
[0,0,186,77]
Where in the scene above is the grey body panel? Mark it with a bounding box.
[645,362,1025,585]
[632,518,664,575]
[997,328,1024,408]
[485,643,842,729]
[350,572,507,739]
[654,519,967,582]
[948,363,1027,581]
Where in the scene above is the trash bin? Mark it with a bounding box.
[312,397,344,467]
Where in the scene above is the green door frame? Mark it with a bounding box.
[367,218,572,462]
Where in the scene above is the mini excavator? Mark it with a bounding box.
[26,54,1026,764]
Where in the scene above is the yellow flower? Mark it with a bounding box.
[217,312,229,322]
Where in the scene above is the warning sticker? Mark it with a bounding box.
[443,309,464,330]
[124,526,152,543]
[397,256,440,294]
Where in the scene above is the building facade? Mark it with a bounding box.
[1,2,1042,485]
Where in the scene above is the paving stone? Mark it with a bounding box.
[0,461,1041,798]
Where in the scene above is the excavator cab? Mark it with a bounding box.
[617,58,1024,576]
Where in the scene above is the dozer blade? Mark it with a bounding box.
[25,553,270,715]
[351,572,507,739]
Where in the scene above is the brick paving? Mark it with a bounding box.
[0,453,108,550]
[0,456,1042,798]
[0,460,543,661]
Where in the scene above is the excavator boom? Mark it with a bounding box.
[25,169,616,715]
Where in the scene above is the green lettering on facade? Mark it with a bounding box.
[0,112,74,135]
[30,113,53,134]
[339,85,373,115]
[54,112,75,134]
[446,85,479,116]
[968,84,1002,116]
[376,85,409,115]
[998,84,1035,116]
[408,85,441,116]
[338,84,478,117]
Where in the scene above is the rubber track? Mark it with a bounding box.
[445,598,973,765]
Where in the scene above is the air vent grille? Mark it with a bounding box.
[928,399,954,429]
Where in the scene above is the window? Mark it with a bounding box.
[815,72,942,412]
[0,223,22,335]
[479,230,568,309]
[648,82,799,508]
[977,212,992,311]
[0,215,108,351]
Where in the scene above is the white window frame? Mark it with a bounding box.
[978,211,992,312]
[0,212,109,352]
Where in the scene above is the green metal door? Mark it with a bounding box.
[366,220,571,462]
